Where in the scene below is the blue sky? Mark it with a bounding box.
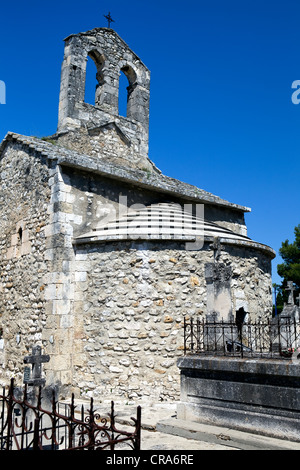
[0,0,299,291]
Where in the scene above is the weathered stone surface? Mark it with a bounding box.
[0,144,51,384]
[177,356,300,441]
[70,240,272,401]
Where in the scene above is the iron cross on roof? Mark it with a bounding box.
[104,12,115,28]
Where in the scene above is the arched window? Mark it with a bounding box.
[118,70,129,117]
[119,65,137,119]
[84,56,98,106]
[84,50,105,107]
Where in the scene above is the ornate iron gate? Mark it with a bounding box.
[0,379,141,450]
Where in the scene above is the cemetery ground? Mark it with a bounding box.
[2,315,300,451]
[79,399,300,450]
[2,378,300,451]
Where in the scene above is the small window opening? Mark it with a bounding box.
[119,70,129,117]
[85,51,105,107]
[18,227,23,243]
[84,56,98,106]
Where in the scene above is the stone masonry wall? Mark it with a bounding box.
[71,240,272,402]
[0,143,51,384]
[54,123,157,173]
[0,142,273,400]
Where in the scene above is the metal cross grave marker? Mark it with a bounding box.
[210,237,224,262]
[23,345,50,386]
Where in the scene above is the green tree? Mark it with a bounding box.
[276,224,300,310]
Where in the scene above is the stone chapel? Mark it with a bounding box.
[0,27,275,401]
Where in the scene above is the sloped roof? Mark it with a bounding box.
[0,132,251,212]
[0,132,275,257]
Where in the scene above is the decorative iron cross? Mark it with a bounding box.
[104,12,115,28]
[23,345,50,386]
[285,281,295,305]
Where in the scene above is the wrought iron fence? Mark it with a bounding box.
[183,316,300,359]
[0,378,141,450]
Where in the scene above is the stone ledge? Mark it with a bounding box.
[178,355,300,378]
[156,418,300,450]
